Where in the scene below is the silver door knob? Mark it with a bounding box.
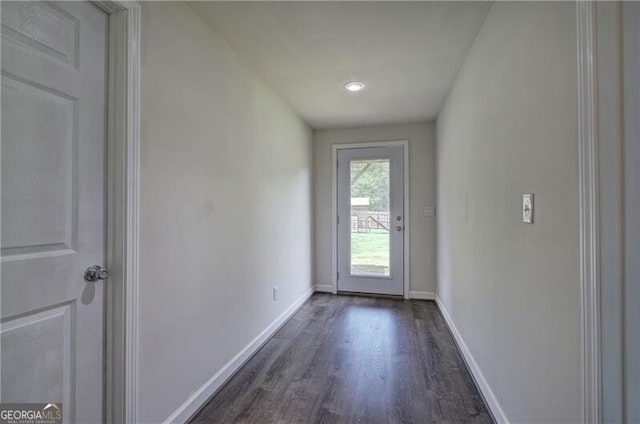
[84,265,109,282]
[395,226,403,231]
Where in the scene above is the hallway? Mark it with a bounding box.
[191,294,491,423]
[4,1,633,422]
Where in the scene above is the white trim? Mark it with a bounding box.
[403,142,410,300]
[577,2,601,423]
[331,140,410,299]
[331,146,338,295]
[408,291,435,300]
[315,284,335,293]
[164,287,315,423]
[435,296,509,424]
[93,2,141,423]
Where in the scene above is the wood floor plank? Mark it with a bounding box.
[190,294,493,424]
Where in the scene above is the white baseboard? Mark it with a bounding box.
[314,284,334,293]
[435,295,509,424]
[164,286,315,423]
[408,290,435,300]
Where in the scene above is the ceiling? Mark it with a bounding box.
[191,2,492,129]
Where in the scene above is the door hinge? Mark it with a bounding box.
[337,159,339,168]
[337,272,339,280]
[337,216,340,224]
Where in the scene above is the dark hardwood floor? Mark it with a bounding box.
[191,294,492,424]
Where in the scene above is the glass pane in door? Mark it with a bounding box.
[349,159,390,276]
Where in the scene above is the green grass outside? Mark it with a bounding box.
[350,230,390,273]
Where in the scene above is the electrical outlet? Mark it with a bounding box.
[273,286,279,301]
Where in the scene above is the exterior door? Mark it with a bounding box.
[337,146,404,295]
[1,2,108,423]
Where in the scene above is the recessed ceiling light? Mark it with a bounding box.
[344,81,366,92]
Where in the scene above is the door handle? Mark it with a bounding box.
[84,265,109,282]
[395,226,403,231]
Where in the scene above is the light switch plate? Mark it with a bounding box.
[523,193,534,223]
[424,207,435,217]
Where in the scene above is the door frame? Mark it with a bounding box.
[579,1,640,422]
[577,2,600,422]
[576,1,635,422]
[91,2,140,423]
[331,140,410,299]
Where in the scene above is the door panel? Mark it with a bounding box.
[337,146,404,295]
[0,1,79,67]
[1,2,107,423]
[1,74,77,257]
[1,304,73,405]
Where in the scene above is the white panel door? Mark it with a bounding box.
[1,2,107,423]
[337,146,404,295]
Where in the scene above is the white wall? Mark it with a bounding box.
[436,2,580,422]
[138,3,313,422]
[314,123,436,295]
